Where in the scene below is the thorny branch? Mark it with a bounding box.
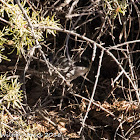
[34,25,140,103]
[0,1,139,139]
[79,49,104,134]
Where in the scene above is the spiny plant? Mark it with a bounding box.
[0,0,61,58]
[0,1,62,139]
[0,74,23,109]
[0,74,22,137]
[0,74,48,139]
[0,30,11,62]
[103,0,128,21]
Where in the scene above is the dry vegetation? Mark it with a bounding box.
[0,0,140,139]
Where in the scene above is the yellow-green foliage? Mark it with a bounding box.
[0,74,23,138]
[104,0,128,19]
[0,0,61,59]
[0,30,11,62]
[0,1,61,139]
[0,74,23,109]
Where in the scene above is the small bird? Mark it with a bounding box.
[65,66,88,81]
[55,56,88,82]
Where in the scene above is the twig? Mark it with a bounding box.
[108,40,140,50]
[92,43,97,62]
[114,119,127,140]
[59,84,66,110]
[111,71,124,87]
[79,49,104,135]
[43,0,60,17]
[32,56,70,86]
[131,0,140,50]
[0,17,11,25]
[0,0,12,8]
[70,93,115,117]
[125,119,140,137]
[56,0,72,11]
[35,109,64,139]
[15,0,67,86]
[66,0,79,19]
[34,25,140,102]
[15,0,41,106]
